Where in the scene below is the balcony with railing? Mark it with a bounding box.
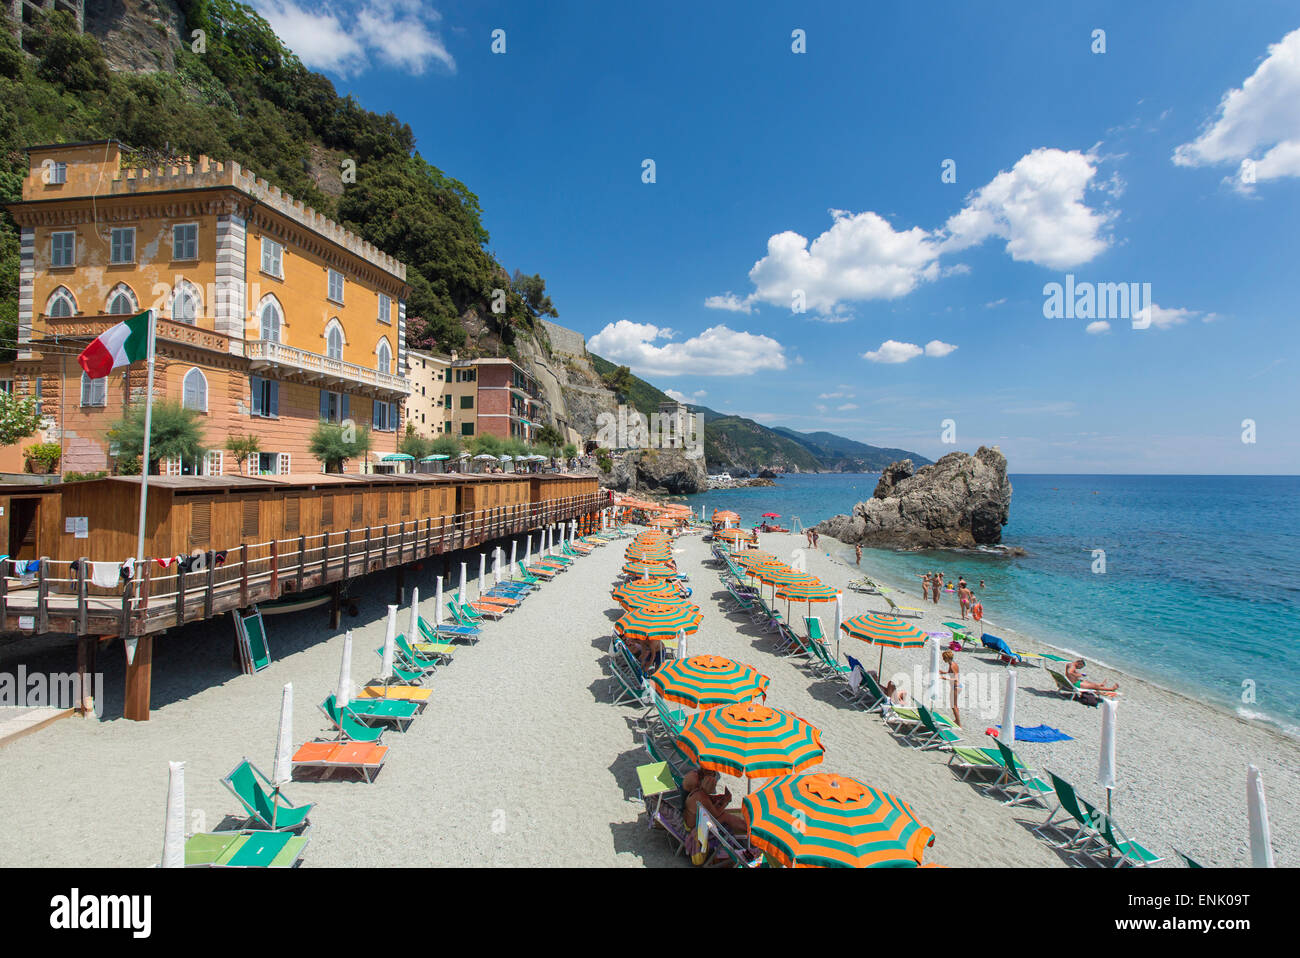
[246,339,410,397]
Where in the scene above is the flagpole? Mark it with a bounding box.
[134,309,157,573]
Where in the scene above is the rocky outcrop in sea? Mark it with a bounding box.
[815,446,1012,549]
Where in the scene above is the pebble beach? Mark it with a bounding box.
[0,527,1294,867]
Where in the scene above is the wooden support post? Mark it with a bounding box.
[330,582,342,629]
[396,566,405,606]
[175,567,186,627]
[75,635,96,715]
[123,634,154,722]
[344,529,352,579]
[296,535,306,592]
[239,543,249,608]
[76,556,88,636]
[0,571,7,631]
[204,556,216,620]
[270,539,279,595]
[36,557,49,635]
[365,526,373,573]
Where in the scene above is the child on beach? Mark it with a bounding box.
[941,649,962,727]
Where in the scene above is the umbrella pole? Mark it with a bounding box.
[878,645,885,678]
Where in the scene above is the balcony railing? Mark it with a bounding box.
[247,339,410,397]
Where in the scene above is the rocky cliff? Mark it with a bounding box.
[815,446,1012,548]
[598,447,707,496]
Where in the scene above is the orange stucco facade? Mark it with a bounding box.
[3,141,411,476]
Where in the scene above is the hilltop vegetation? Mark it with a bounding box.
[0,1,556,361]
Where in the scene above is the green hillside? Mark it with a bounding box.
[771,427,932,469]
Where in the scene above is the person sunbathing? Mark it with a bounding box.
[1066,659,1118,693]
[683,768,749,842]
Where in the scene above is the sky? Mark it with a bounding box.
[248,0,1300,473]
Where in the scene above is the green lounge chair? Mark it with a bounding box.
[983,738,1054,807]
[644,731,690,784]
[609,640,651,707]
[1085,809,1165,868]
[518,561,555,581]
[397,632,450,668]
[374,645,436,682]
[221,758,313,832]
[185,830,307,867]
[1174,849,1203,868]
[912,704,963,750]
[319,697,386,741]
[946,746,1007,780]
[418,614,478,646]
[323,693,418,728]
[1035,772,1107,854]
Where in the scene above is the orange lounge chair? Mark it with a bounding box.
[476,595,520,610]
[291,741,388,782]
[360,685,433,702]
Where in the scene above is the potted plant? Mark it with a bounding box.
[24,441,61,474]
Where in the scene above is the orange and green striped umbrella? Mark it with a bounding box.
[840,612,927,673]
[611,580,681,606]
[651,654,769,708]
[743,773,935,868]
[732,551,777,565]
[625,541,673,557]
[615,591,695,612]
[677,702,824,781]
[714,528,754,543]
[713,510,740,522]
[622,561,677,579]
[754,567,817,587]
[650,516,679,529]
[775,580,840,621]
[614,603,703,641]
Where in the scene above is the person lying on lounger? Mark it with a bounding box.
[683,768,748,841]
[868,671,910,705]
[1066,659,1118,693]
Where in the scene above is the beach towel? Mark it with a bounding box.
[91,562,120,588]
[120,558,134,581]
[996,723,1073,743]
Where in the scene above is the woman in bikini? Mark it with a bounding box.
[940,649,962,727]
[683,768,749,863]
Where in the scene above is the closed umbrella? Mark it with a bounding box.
[1097,696,1117,816]
[162,760,186,868]
[435,576,443,626]
[459,562,467,601]
[743,773,935,868]
[336,630,353,707]
[510,540,517,579]
[1000,668,1018,748]
[1248,765,1274,867]
[381,605,397,682]
[525,534,531,565]
[926,638,943,710]
[272,681,294,791]
[834,592,844,660]
[493,548,501,586]
[478,553,486,598]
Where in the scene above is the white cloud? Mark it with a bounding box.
[837,403,859,411]
[863,340,924,364]
[251,0,455,76]
[923,340,958,358]
[703,292,753,314]
[1085,320,1111,334]
[984,298,1007,308]
[818,390,853,399]
[1173,28,1300,190]
[587,321,787,377]
[1146,303,1219,330]
[940,148,1112,269]
[713,147,1111,316]
[664,388,708,402]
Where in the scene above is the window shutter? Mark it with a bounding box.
[377,493,388,520]
[190,500,211,546]
[402,490,411,517]
[278,453,291,475]
[269,381,279,418]
[242,499,259,538]
[352,493,363,524]
[320,390,328,419]
[250,376,262,416]
[321,495,334,528]
[342,393,350,421]
[285,496,300,534]
[422,490,429,513]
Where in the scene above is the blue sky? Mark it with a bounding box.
[251,0,1300,473]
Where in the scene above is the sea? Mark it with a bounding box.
[685,473,1300,737]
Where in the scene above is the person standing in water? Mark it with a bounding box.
[855,544,862,566]
[932,572,941,604]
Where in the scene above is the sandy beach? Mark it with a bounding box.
[0,527,1294,867]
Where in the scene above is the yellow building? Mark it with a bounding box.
[4,140,410,475]
[404,349,450,437]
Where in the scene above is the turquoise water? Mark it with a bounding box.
[687,474,1300,735]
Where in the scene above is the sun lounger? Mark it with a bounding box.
[651,800,689,857]
[610,640,651,707]
[359,685,432,702]
[398,631,452,667]
[635,760,679,812]
[374,646,435,683]
[185,830,308,867]
[910,704,962,749]
[323,693,417,730]
[837,656,880,710]
[418,615,479,645]
[946,746,1007,780]
[846,577,880,595]
[982,738,1054,807]
[221,759,314,832]
[870,596,924,619]
[1035,772,1162,866]
[696,805,762,868]
[518,561,556,581]
[454,597,504,622]
[291,740,388,782]
[319,697,387,740]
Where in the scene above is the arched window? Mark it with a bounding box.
[172,281,201,324]
[106,283,138,315]
[46,286,77,318]
[258,296,282,342]
[182,368,208,412]
[376,338,392,375]
[325,320,345,360]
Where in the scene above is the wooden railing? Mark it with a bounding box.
[0,492,610,637]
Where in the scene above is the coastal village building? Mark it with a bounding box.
[2,140,410,476]
[404,350,549,442]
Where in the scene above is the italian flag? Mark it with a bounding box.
[77,309,151,379]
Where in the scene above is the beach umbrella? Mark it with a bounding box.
[408,587,421,648]
[381,606,397,681]
[478,553,486,598]
[834,592,844,660]
[762,513,781,519]
[459,562,467,600]
[493,548,501,586]
[676,628,689,660]
[336,630,353,707]
[678,702,824,784]
[625,546,673,564]
[162,760,185,868]
[774,579,838,624]
[510,540,517,579]
[614,589,691,612]
[1247,765,1274,867]
[650,516,677,530]
[615,603,703,641]
[1097,697,1116,814]
[612,579,682,603]
[622,561,677,579]
[1000,668,1018,748]
[435,576,444,627]
[651,654,770,708]
[525,534,531,565]
[271,682,293,818]
[925,638,943,710]
[743,773,935,868]
[840,613,928,675]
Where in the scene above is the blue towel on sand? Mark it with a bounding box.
[998,724,1073,743]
